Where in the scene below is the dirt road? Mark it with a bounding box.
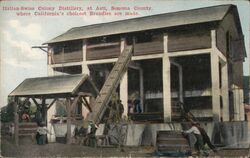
[1,135,249,157]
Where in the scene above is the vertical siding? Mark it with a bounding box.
[216,27,227,56]
[52,50,83,64]
[168,29,211,52]
[232,61,243,87]
[86,43,121,60]
[216,11,244,88]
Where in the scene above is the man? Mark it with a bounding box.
[36,122,51,145]
[183,122,204,155]
[196,123,218,152]
[117,100,124,119]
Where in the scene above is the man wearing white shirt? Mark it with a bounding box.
[183,122,204,154]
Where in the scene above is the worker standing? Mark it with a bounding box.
[36,122,51,145]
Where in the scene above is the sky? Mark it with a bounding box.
[0,0,249,107]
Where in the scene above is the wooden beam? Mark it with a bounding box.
[82,97,92,112]
[78,92,93,97]
[66,98,71,144]
[47,99,57,110]
[21,97,30,107]
[31,98,40,107]
[41,98,47,124]
[86,79,99,96]
[50,61,83,68]
[14,97,19,146]
[70,96,81,113]
[167,48,211,57]
[87,42,120,49]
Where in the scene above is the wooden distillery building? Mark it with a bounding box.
[45,4,246,122]
[10,4,247,146]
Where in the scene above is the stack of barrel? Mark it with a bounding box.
[156,130,191,156]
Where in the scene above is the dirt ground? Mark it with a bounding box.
[1,135,250,157]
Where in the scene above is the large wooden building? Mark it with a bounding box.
[44,4,246,124]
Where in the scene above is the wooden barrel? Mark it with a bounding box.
[156,130,191,156]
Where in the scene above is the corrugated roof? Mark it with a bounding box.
[45,5,233,44]
[9,74,97,97]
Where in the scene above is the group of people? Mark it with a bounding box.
[128,99,142,114]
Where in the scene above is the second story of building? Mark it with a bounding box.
[44,4,246,88]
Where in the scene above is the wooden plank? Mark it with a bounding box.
[42,98,47,123]
[19,130,37,134]
[14,97,19,146]
[53,50,83,64]
[70,96,80,113]
[47,98,57,110]
[18,133,35,136]
[168,30,211,52]
[86,46,120,60]
[66,98,71,144]
[18,128,37,131]
[87,42,120,49]
[134,41,164,56]
[82,97,92,112]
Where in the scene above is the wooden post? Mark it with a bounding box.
[211,30,221,122]
[221,62,229,121]
[139,69,144,112]
[66,98,71,144]
[14,97,19,146]
[82,39,90,75]
[42,98,47,124]
[163,34,172,122]
[120,37,128,117]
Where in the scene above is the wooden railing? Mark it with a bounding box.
[86,42,120,60]
[134,41,163,56]
[52,50,83,64]
[51,40,164,63]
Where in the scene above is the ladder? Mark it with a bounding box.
[92,45,133,125]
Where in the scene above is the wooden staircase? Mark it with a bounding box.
[92,45,133,125]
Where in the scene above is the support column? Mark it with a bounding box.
[14,97,19,146]
[139,69,144,112]
[211,30,223,122]
[82,39,90,75]
[41,98,47,123]
[66,98,71,144]
[239,89,244,121]
[179,66,183,103]
[47,99,56,142]
[221,63,229,121]
[47,47,54,76]
[120,38,128,117]
[47,47,56,142]
[163,34,171,122]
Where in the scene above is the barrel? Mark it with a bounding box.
[156,130,191,156]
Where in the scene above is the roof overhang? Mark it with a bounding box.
[9,74,99,98]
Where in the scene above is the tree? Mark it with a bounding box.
[0,99,15,122]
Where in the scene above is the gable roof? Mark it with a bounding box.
[45,5,236,44]
[9,74,98,98]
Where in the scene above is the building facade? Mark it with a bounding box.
[45,5,246,124]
